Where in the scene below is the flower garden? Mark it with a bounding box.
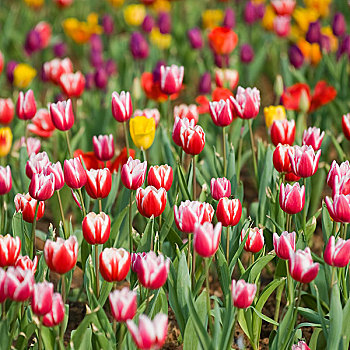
[0,0,349,349]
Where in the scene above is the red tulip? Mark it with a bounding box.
[85,168,112,199]
[302,127,324,150]
[64,158,87,189]
[16,90,37,120]
[5,267,34,302]
[285,172,301,182]
[121,157,147,190]
[15,256,38,274]
[49,99,74,131]
[342,113,350,140]
[82,212,111,245]
[109,287,137,322]
[27,108,55,138]
[0,51,3,76]
[35,21,51,49]
[99,248,131,282]
[59,72,85,98]
[0,269,6,303]
[180,124,205,155]
[25,151,51,179]
[209,99,234,127]
[193,222,222,258]
[44,236,78,274]
[241,227,264,253]
[325,194,350,223]
[208,27,238,55]
[210,177,231,200]
[0,166,12,195]
[327,160,350,193]
[44,161,64,191]
[271,0,296,15]
[42,293,65,327]
[43,57,73,85]
[0,235,21,267]
[174,104,198,124]
[93,134,114,161]
[111,91,133,123]
[270,119,295,146]
[216,197,242,227]
[160,65,184,95]
[31,281,53,316]
[131,252,147,274]
[279,182,305,214]
[324,236,350,267]
[230,86,260,119]
[21,137,41,156]
[136,186,167,218]
[231,279,257,308]
[273,144,292,173]
[273,231,296,260]
[172,116,195,147]
[289,145,321,178]
[0,98,14,125]
[289,247,319,283]
[147,165,173,191]
[14,193,45,223]
[29,172,55,201]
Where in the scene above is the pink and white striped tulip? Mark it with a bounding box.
[99,248,131,282]
[82,212,111,245]
[279,182,305,215]
[325,194,350,223]
[0,235,21,267]
[273,231,296,260]
[288,145,321,178]
[230,86,260,119]
[324,236,350,267]
[0,166,12,195]
[231,279,257,308]
[29,172,55,201]
[174,104,198,124]
[31,281,54,316]
[15,256,38,274]
[270,120,295,146]
[5,267,34,302]
[93,134,114,161]
[64,158,87,189]
[302,127,324,151]
[289,247,319,283]
[25,151,51,179]
[111,91,133,123]
[147,165,173,191]
[42,293,65,327]
[241,227,264,253]
[49,99,74,131]
[193,222,222,258]
[216,197,242,227]
[109,287,137,322]
[210,177,231,200]
[209,99,233,127]
[43,161,64,191]
[160,65,184,95]
[16,90,37,120]
[85,168,112,199]
[121,157,147,190]
[292,341,311,350]
[172,117,195,147]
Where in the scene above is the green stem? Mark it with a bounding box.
[0,196,4,234]
[303,177,307,236]
[222,127,227,177]
[273,282,284,330]
[145,288,151,314]
[342,267,348,301]
[95,245,100,298]
[236,126,244,184]
[98,199,102,213]
[192,156,196,200]
[123,122,130,158]
[31,202,40,259]
[129,191,133,253]
[332,221,337,236]
[77,188,86,217]
[331,266,336,287]
[57,191,67,238]
[226,226,230,262]
[65,131,73,159]
[60,276,66,340]
[286,213,291,233]
[248,119,258,181]
[192,250,196,288]
[187,233,191,271]
[205,259,213,335]
[286,260,294,305]
[118,323,126,350]
[167,97,171,133]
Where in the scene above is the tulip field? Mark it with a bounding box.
[1,0,350,349]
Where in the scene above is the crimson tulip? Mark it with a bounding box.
[0,98,14,125]
[273,144,292,173]
[172,117,195,147]
[64,158,87,189]
[99,248,131,282]
[121,157,147,190]
[93,134,114,161]
[16,90,36,120]
[160,65,184,95]
[180,124,205,155]
[0,235,21,267]
[49,99,74,131]
[85,168,112,199]
[42,293,65,327]
[147,165,173,191]
[193,222,222,258]
[111,91,133,123]
[14,193,45,223]
[82,212,110,245]
[209,99,233,127]
[270,119,295,146]
[210,177,231,200]
[324,236,350,267]
[31,281,53,316]
[216,197,242,227]
[230,86,260,119]
[325,194,350,223]
[29,172,55,201]
[0,165,12,195]
[136,186,167,218]
[241,227,264,253]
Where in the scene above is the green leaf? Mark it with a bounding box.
[249,306,279,326]
[137,216,154,252]
[110,206,129,248]
[105,172,121,214]
[177,163,191,200]
[327,284,343,350]
[177,252,191,322]
[215,248,230,297]
[341,297,350,348]
[241,252,275,283]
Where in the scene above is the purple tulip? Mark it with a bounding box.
[244,1,256,24]
[152,60,166,82]
[105,59,117,76]
[6,61,18,84]
[198,72,212,94]
[187,28,203,49]
[158,12,171,34]
[102,15,114,35]
[332,13,346,37]
[240,44,254,63]
[90,50,104,68]
[306,21,321,43]
[53,42,67,58]
[90,34,103,52]
[214,54,229,68]
[95,68,108,90]
[337,35,350,60]
[223,8,235,29]
[130,32,149,60]
[25,30,41,55]
[85,73,95,90]
[142,14,155,33]
[288,44,304,68]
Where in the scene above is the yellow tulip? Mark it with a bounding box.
[202,10,224,30]
[262,5,276,31]
[152,0,171,13]
[23,0,44,8]
[124,5,146,26]
[13,64,36,89]
[0,127,13,157]
[150,28,172,50]
[293,7,318,33]
[130,116,156,150]
[264,106,286,128]
[304,0,331,18]
[107,0,124,7]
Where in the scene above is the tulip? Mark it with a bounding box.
[99,248,131,282]
[244,1,256,24]
[240,44,254,63]
[43,58,73,85]
[43,161,64,191]
[158,11,171,34]
[82,212,111,245]
[270,119,295,146]
[209,99,233,127]
[210,177,231,200]
[0,127,12,157]
[198,72,212,94]
[5,267,34,302]
[85,168,112,199]
[136,251,170,289]
[271,0,296,16]
[147,165,173,191]
[180,124,205,155]
[306,21,321,44]
[130,32,149,60]
[53,42,67,58]
[160,65,184,95]
[193,222,222,258]
[0,235,21,267]
[16,90,37,120]
[25,151,51,179]
[93,134,114,161]
[231,279,257,308]
[241,227,264,253]
[230,86,260,119]
[208,27,238,55]
[302,127,324,150]
[0,98,14,125]
[325,194,350,223]
[102,14,114,35]
[42,293,65,327]
[292,341,311,350]
[31,281,54,316]
[21,137,41,156]
[134,108,160,127]
[28,108,56,138]
[15,255,38,274]
[172,117,195,147]
[288,44,304,69]
[59,71,85,98]
[273,144,292,173]
[14,193,45,223]
[0,269,6,303]
[64,158,87,189]
[142,14,154,33]
[279,182,305,214]
[273,231,296,260]
[289,247,319,283]
[216,197,242,227]
[324,236,350,267]
[288,145,321,178]
[215,69,239,91]
[174,104,198,124]
[34,21,51,49]
[24,30,41,55]
[273,15,291,37]
[44,236,78,274]
[332,13,346,37]
[136,186,167,218]
[342,113,350,141]
[0,51,3,76]
[109,287,137,322]
[174,200,214,233]
[223,8,235,28]
[29,173,55,201]
[0,165,12,195]
[49,99,74,131]
[187,28,203,49]
[127,314,168,350]
[111,91,133,123]
[327,160,350,190]
[130,116,156,150]
[121,157,147,190]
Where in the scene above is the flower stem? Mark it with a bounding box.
[118,323,126,350]
[31,202,40,259]
[236,126,244,184]
[273,282,284,330]
[187,233,191,271]
[303,177,307,236]
[65,131,73,159]
[123,122,130,158]
[192,156,196,200]
[57,191,67,238]
[95,245,100,298]
[38,318,42,350]
[77,188,86,217]
[205,258,213,334]
[222,127,227,177]
[98,199,102,213]
[286,260,294,305]
[286,213,291,233]
[129,191,133,253]
[248,119,258,181]
[226,226,230,262]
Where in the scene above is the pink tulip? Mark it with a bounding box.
[0,269,7,303]
[42,293,65,327]
[193,222,222,258]
[0,166,12,195]
[43,161,64,191]
[121,157,147,190]
[29,172,55,201]
[49,99,74,131]
[292,341,311,350]
[109,287,137,322]
[327,160,350,190]
[325,194,350,223]
[209,99,234,127]
[289,247,319,283]
[111,91,133,123]
[241,227,264,253]
[93,134,115,161]
[288,145,321,178]
[5,267,34,302]
[64,158,87,189]
[174,104,198,124]
[59,71,85,98]
[230,86,260,119]
[279,182,305,215]
[25,151,51,179]
[215,68,239,91]
[210,177,231,200]
[99,248,131,282]
[302,127,324,151]
[147,165,173,191]
[273,231,296,260]
[180,124,206,155]
[134,108,161,127]
[271,0,296,16]
[31,281,54,316]
[136,186,167,218]
[15,256,38,274]
[231,279,257,308]
[16,90,37,120]
[324,236,350,267]
[131,252,147,274]
[273,15,291,37]
[160,65,184,95]
[21,137,41,156]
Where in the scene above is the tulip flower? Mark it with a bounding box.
[270,119,295,146]
[210,177,231,200]
[230,86,260,119]
[273,144,292,174]
[130,116,156,150]
[174,104,198,124]
[0,269,6,303]
[324,236,350,268]
[31,281,54,316]
[64,158,87,189]
[82,212,111,245]
[25,151,51,179]
[215,69,239,91]
[49,99,74,131]
[130,32,149,60]
[208,27,238,55]
[273,231,296,260]
[209,99,233,127]
[0,98,14,125]
[0,235,21,267]
[43,162,64,191]
[240,43,254,63]
[28,108,55,138]
[127,313,168,350]
[59,71,85,98]
[172,117,195,147]
[109,287,137,322]
[16,90,37,120]
[327,160,350,192]
[271,0,296,16]
[5,267,34,302]
[134,108,160,127]
[85,168,112,199]
[292,341,311,350]
[42,293,65,327]
[332,13,346,37]
[15,255,38,274]
[0,165,12,195]
[0,51,3,76]
[288,44,304,69]
[29,172,55,201]
[0,127,12,157]
[199,72,212,94]
[136,251,170,289]
[193,222,222,258]
[302,127,324,151]
[241,227,264,253]
[99,248,131,282]
[187,28,203,49]
[147,165,173,191]
[21,137,41,156]
[288,145,321,178]
[306,21,321,44]
[325,194,350,223]
[43,57,73,84]
[216,197,242,227]
[342,113,350,141]
[136,186,167,218]
[44,236,78,274]
[121,157,147,190]
[160,65,184,95]
[174,200,214,233]
[273,15,291,37]
[142,14,155,33]
[231,279,257,308]
[111,91,133,123]
[179,124,205,155]
[279,182,305,215]
[93,134,114,161]
[14,193,45,223]
[289,247,319,283]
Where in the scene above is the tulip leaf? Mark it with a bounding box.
[98,280,113,306]
[270,305,293,350]
[321,204,333,242]
[161,126,175,167]
[160,201,175,243]
[341,297,350,348]
[105,172,120,214]
[313,283,329,338]
[110,205,129,248]
[215,248,230,297]
[177,163,191,200]
[177,252,190,322]
[249,306,279,326]
[241,252,275,283]
[41,326,56,350]
[327,284,343,350]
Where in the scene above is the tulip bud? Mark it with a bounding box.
[231,279,257,308]
[240,44,254,63]
[230,87,260,119]
[180,124,205,155]
[14,193,45,223]
[24,30,42,55]
[142,14,154,33]
[160,65,184,95]
[111,91,133,123]
[273,231,296,260]
[342,113,350,140]
[0,166,12,195]
[121,157,147,190]
[109,287,137,322]
[136,186,167,218]
[215,69,239,91]
[271,0,296,15]
[85,168,112,199]
[210,177,231,200]
[324,236,350,267]
[134,108,160,128]
[31,281,54,316]
[147,165,173,191]
[288,45,304,69]
[43,162,64,191]
[193,222,222,258]
[44,236,78,274]
[0,235,21,267]
[241,227,264,253]
[273,144,292,173]
[174,104,198,124]
[332,13,346,37]
[299,90,310,113]
[82,212,111,245]
[325,194,350,223]
[172,117,195,147]
[198,72,212,94]
[187,28,203,49]
[288,145,321,178]
[223,8,235,28]
[15,256,38,274]
[292,341,311,350]
[53,42,67,58]
[29,173,55,201]
[49,99,74,131]
[21,137,41,156]
[216,197,242,227]
[209,99,233,127]
[130,32,149,60]
[273,15,291,37]
[289,247,319,283]
[0,98,14,125]
[25,151,51,179]
[94,68,108,90]
[244,1,256,24]
[59,72,85,98]
[306,21,321,44]
[99,248,131,282]
[302,127,324,150]
[16,90,37,120]
[5,267,34,302]
[158,12,171,34]
[270,119,295,146]
[102,15,114,35]
[279,182,305,214]
[64,158,87,189]
[42,293,65,327]
[93,134,114,161]
[327,160,350,190]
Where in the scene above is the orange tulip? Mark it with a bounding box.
[208,27,238,55]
